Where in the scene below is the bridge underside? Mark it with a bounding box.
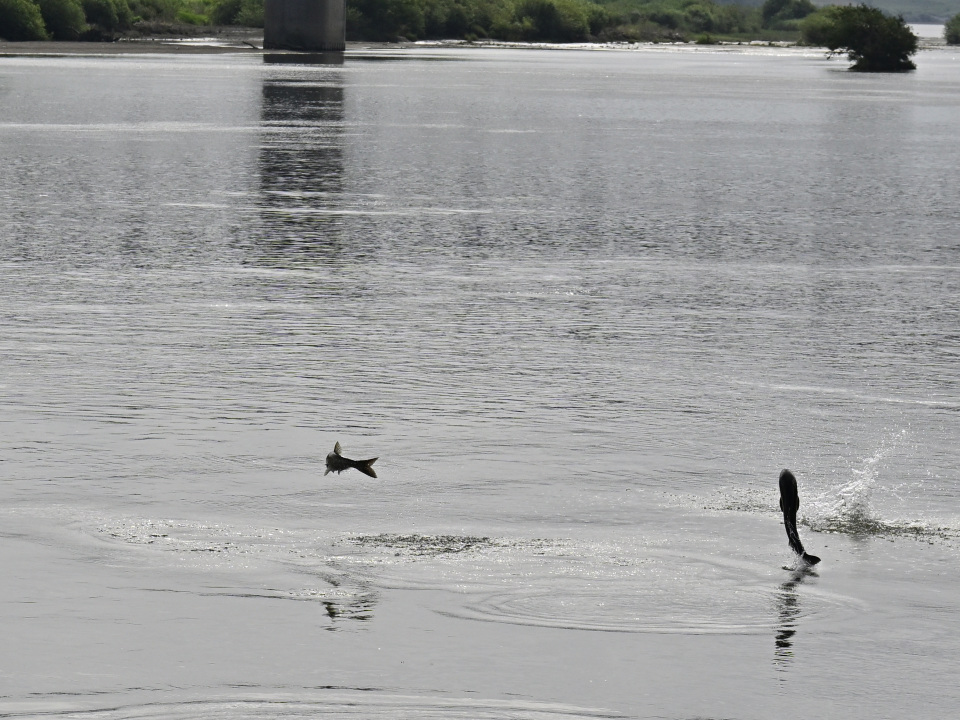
[263,0,346,52]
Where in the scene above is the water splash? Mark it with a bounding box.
[805,431,955,540]
[823,444,887,534]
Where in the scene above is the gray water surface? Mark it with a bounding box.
[2,45,960,719]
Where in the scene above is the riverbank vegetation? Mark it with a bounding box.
[946,11,960,43]
[0,0,815,42]
[0,0,929,64]
[0,0,214,38]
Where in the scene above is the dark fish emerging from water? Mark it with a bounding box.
[325,441,378,478]
[779,469,821,566]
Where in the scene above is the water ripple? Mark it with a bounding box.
[3,692,626,720]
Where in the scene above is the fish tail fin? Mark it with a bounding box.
[354,457,378,478]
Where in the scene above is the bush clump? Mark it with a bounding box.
[38,0,86,37]
[209,0,239,23]
[801,4,917,72]
[174,7,205,22]
[232,0,260,25]
[945,12,960,45]
[127,0,177,20]
[0,0,49,39]
[761,0,814,30]
[80,0,132,31]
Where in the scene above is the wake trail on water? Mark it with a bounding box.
[0,692,629,720]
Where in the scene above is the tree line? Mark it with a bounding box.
[0,0,762,42]
[2,0,956,71]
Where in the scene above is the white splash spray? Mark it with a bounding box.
[807,430,907,536]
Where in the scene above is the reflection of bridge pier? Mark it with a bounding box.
[264,0,346,51]
[256,54,347,264]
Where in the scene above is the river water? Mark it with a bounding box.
[1,42,959,719]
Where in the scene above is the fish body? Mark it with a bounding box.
[325,441,378,478]
[778,469,820,565]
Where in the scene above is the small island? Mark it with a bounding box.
[800,3,919,71]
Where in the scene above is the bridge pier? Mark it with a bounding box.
[263,0,346,52]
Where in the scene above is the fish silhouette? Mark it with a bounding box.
[779,469,821,565]
[325,441,378,478]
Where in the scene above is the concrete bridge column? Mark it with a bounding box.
[264,0,346,52]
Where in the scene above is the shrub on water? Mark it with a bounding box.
[38,0,86,37]
[945,12,960,44]
[801,4,917,72]
[0,0,49,39]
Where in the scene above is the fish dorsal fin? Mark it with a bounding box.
[333,441,342,455]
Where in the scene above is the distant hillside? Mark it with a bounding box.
[863,0,959,22]
[719,0,958,22]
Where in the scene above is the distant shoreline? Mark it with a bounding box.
[0,37,443,56]
[0,24,947,57]
[0,38,800,57]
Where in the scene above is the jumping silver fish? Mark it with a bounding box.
[779,469,820,565]
[325,441,378,478]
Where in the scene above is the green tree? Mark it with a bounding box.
[761,0,814,29]
[127,0,178,21]
[716,3,759,34]
[682,2,717,32]
[234,0,261,26]
[798,7,836,45]
[801,4,917,72]
[945,12,960,44]
[642,5,682,29]
[38,0,86,38]
[80,0,132,31]
[0,0,49,39]
[514,0,591,41]
[347,0,426,40]
[210,0,240,23]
